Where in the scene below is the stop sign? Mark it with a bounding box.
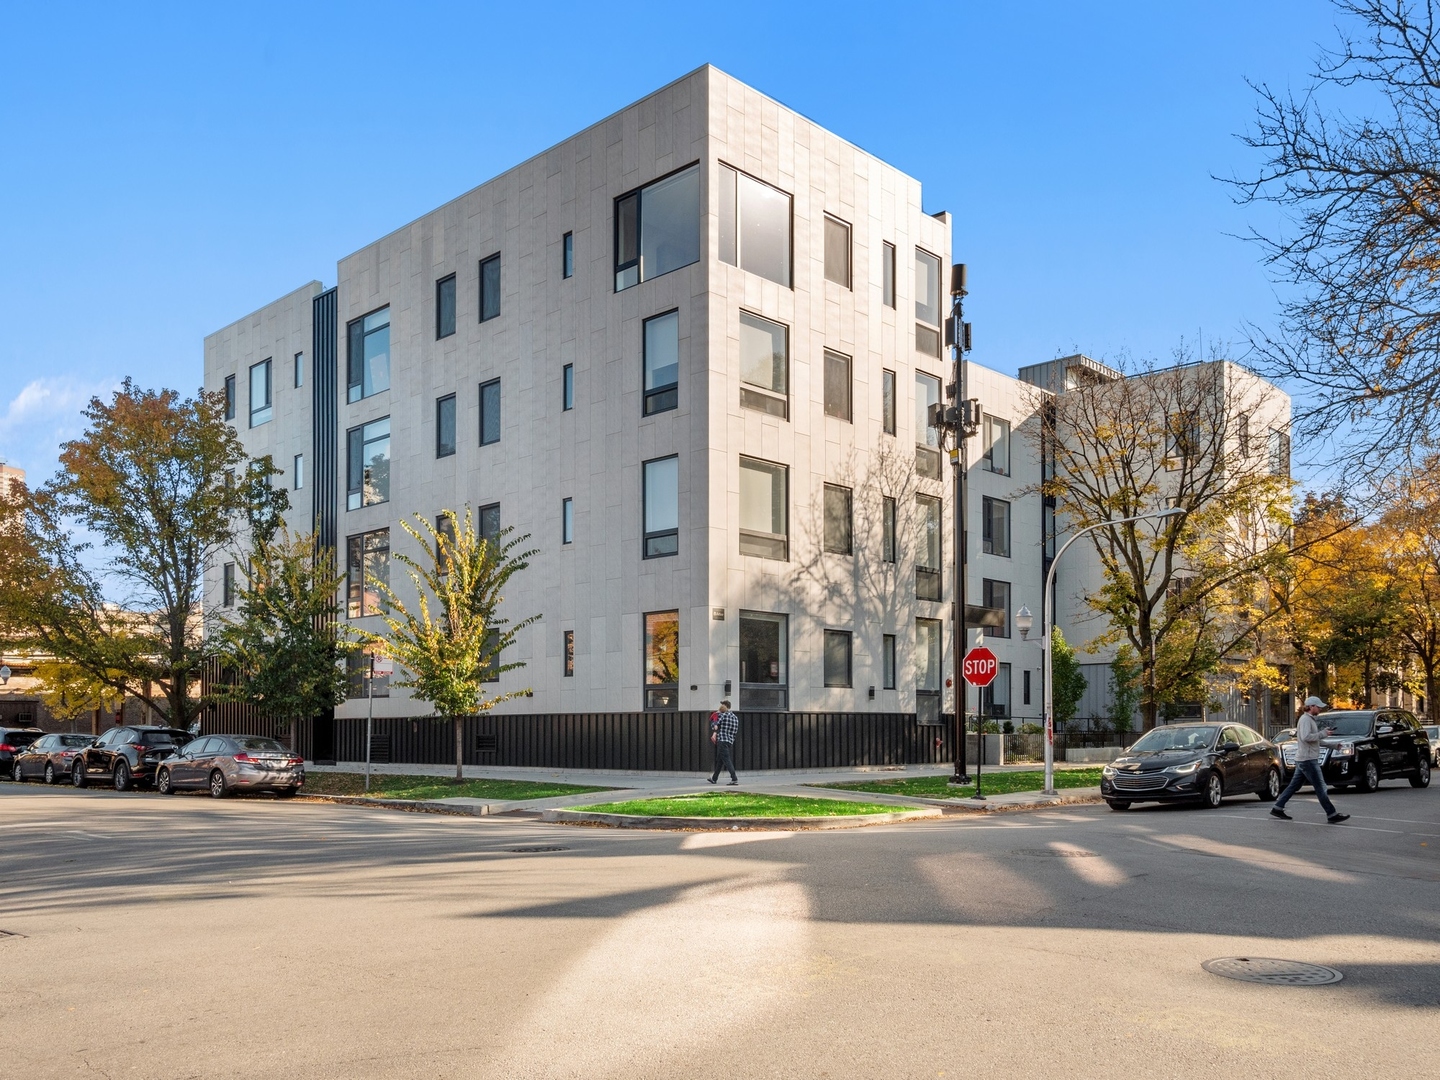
[962,646,999,687]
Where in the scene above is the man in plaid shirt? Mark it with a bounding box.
[707,699,740,785]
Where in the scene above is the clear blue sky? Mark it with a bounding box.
[0,0,1339,486]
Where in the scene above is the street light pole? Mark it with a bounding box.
[947,264,976,784]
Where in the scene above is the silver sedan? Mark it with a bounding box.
[155,735,304,798]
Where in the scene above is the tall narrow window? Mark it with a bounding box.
[478,254,501,322]
[916,494,942,600]
[1023,668,1032,706]
[824,350,852,422]
[882,633,897,690]
[915,249,942,357]
[478,503,500,545]
[346,529,390,618]
[222,562,236,608]
[882,369,897,435]
[882,242,896,308]
[643,310,679,415]
[223,375,235,421]
[644,610,680,710]
[983,663,1012,718]
[346,417,390,510]
[1269,429,1291,476]
[615,164,701,291]
[643,456,679,558]
[718,163,792,287]
[479,379,501,445]
[882,496,897,563]
[562,364,574,411]
[293,453,304,491]
[823,629,853,688]
[739,311,788,418]
[1237,413,1251,457]
[436,394,456,458]
[436,514,457,576]
[562,232,574,279]
[982,497,1011,557]
[739,611,788,709]
[824,214,851,287]
[347,307,390,403]
[436,274,456,338]
[563,630,575,676]
[916,618,942,724]
[983,579,1011,638]
[249,358,272,427]
[561,497,574,544]
[294,351,304,388]
[823,483,853,555]
[739,457,788,560]
[915,372,942,479]
[983,415,1011,475]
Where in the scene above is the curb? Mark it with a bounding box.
[296,794,495,816]
[540,807,942,830]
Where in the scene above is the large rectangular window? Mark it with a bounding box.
[739,311,788,418]
[739,456,788,560]
[823,483,853,555]
[916,494,942,601]
[478,254,501,322]
[222,562,236,608]
[479,379,501,445]
[882,496,897,563]
[739,611,787,710]
[292,453,304,491]
[915,249,942,357]
[824,349,852,422]
[644,610,679,710]
[643,455,679,558]
[983,579,1011,638]
[347,307,391,403]
[562,232,574,279]
[882,633,897,690]
[294,351,304,388]
[916,372,942,479]
[882,242,896,308]
[223,375,235,421]
[823,629,853,688]
[916,618,943,725]
[346,417,390,511]
[824,214,851,287]
[562,497,573,544]
[562,364,574,411]
[718,163,792,288]
[346,529,390,618]
[983,415,1010,475]
[436,274,456,338]
[615,164,700,291]
[249,358,272,427]
[436,394,456,458]
[882,369,897,435]
[643,310,679,415]
[982,497,1011,558]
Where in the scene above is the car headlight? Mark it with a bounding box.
[1331,743,1355,756]
[1165,760,1202,775]
[1102,764,1117,777]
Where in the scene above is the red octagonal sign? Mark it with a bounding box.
[962,646,999,687]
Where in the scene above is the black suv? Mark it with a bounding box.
[0,727,45,778]
[71,726,192,791]
[1280,709,1432,792]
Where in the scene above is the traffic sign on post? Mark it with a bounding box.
[962,646,998,687]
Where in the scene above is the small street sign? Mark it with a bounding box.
[370,658,395,677]
[962,646,998,687]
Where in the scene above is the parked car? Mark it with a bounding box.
[1101,722,1283,810]
[1276,709,1431,792]
[0,727,45,779]
[1425,725,1440,768]
[71,726,192,791]
[155,735,304,798]
[1272,727,1297,778]
[12,733,95,784]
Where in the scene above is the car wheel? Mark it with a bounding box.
[1410,757,1431,789]
[1202,773,1224,809]
[157,769,174,796]
[1258,767,1282,802]
[275,787,297,798]
[1105,799,1131,811]
[13,761,24,783]
[209,770,227,799]
[72,760,87,788]
[113,761,131,792]
[1359,758,1381,793]
[44,762,56,785]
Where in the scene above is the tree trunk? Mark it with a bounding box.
[1426,666,1440,724]
[453,716,463,782]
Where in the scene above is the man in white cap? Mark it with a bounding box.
[1271,696,1349,823]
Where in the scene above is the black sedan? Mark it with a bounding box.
[71,725,192,791]
[1281,709,1431,792]
[0,727,45,778]
[1101,723,1283,810]
[12,733,95,784]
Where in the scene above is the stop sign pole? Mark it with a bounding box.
[963,646,998,798]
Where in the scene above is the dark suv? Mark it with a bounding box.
[0,727,45,778]
[71,726,192,791]
[1280,709,1432,792]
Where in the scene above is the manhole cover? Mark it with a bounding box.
[1202,957,1342,985]
[505,846,569,853]
[1011,848,1099,858]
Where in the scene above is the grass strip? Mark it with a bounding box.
[577,791,901,818]
[302,772,611,801]
[812,767,1104,800]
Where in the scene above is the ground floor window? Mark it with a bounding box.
[739,611,787,710]
[982,662,1011,719]
[916,618,942,725]
[644,610,679,710]
[823,629,853,688]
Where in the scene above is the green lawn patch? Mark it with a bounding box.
[812,767,1104,800]
[302,772,611,801]
[577,791,902,818]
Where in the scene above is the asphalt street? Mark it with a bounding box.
[1,780,1436,1079]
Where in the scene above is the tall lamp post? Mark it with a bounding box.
[1014,508,1182,794]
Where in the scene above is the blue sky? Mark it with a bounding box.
[0,0,1340,487]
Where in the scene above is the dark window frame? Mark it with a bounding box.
[882,633,897,690]
[718,161,794,288]
[479,378,501,446]
[983,579,1012,638]
[614,161,702,292]
[436,394,456,459]
[824,214,852,289]
[436,273,456,339]
[982,496,1011,558]
[738,456,789,560]
[823,483,854,555]
[823,349,853,422]
[823,629,853,689]
[223,374,235,421]
[478,254,501,322]
[562,232,574,279]
[882,241,896,308]
[563,629,575,676]
[345,416,391,511]
[882,368,897,435]
[642,308,680,416]
[222,562,236,608]
[346,528,391,619]
[562,364,574,411]
[642,455,679,559]
[294,351,304,388]
[738,610,789,710]
[249,357,272,427]
[882,495,897,563]
[562,497,573,545]
[346,305,392,404]
[738,309,790,419]
[643,609,680,710]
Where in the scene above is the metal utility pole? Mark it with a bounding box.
[942,264,978,785]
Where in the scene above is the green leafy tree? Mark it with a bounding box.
[356,509,539,781]
[1107,646,1143,734]
[1051,627,1088,730]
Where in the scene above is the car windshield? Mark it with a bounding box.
[233,737,289,753]
[1321,712,1372,736]
[1129,726,1219,753]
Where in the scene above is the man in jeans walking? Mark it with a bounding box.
[1272,696,1349,824]
[707,699,739,786]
